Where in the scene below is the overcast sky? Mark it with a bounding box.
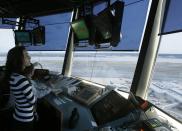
[0,29,15,53]
[159,32,182,54]
[0,29,181,54]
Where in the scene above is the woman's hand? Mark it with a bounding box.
[23,63,35,78]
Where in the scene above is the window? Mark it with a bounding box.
[148,33,182,122]
[0,29,15,66]
[72,52,138,92]
[71,0,149,92]
[25,13,72,72]
[26,13,71,51]
[0,29,65,72]
[29,51,65,73]
[73,0,149,51]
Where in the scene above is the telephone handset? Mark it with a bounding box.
[23,63,34,78]
[24,62,49,80]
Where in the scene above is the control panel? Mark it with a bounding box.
[142,118,172,131]
[49,76,104,106]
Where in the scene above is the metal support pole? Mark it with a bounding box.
[130,0,167,99]
[62,9,79,76]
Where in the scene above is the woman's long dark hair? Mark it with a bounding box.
[5,46,26,76]
[3,46,26,93]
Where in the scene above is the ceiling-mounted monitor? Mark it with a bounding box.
[91,0,124,47]
[72,0,124,49]
[32,26,45,45]
[71,19,89,40]
[14,30,32,45]
[90,10,113,45]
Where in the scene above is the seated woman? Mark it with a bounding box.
[5,46,36,131]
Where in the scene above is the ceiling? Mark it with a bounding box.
[0,0,103,17]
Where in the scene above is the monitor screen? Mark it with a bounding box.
[32,26,45,45]
[90,90,134,125]
[91,1,124,47]
[90,11,113,45]
[14,30,32,43]
[71,19,89,40]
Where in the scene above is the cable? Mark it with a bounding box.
[90,51,98,81]
[125,0,145,7]
[25,21,70,29]
[33,62,43,69]
[44,22,70,26]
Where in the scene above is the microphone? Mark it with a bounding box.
[32,62,43,69]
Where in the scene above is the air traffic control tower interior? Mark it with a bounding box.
[0,0,182,131]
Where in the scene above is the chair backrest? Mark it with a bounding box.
[0,67,10,110]
[0,93,10,110]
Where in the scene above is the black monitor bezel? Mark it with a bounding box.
[31,26,45,45]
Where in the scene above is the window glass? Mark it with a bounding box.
[22,13,72,72]
[71,0,149,91]
[0,29,15,66]
[26,13,72,51]
[148,33,182,122]
[29,51,64,73]
[0,29,64,73]
[161,0,182,34]
[74,0,149,51]
[72,52,138,92]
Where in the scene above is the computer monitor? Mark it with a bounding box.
[90,90,134,125]
[110,1,124,47]
[91,1,124,47]
[71,19,89,40]
[14,30,32,44]
[32,26,45,45]
[90,11,113,45]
